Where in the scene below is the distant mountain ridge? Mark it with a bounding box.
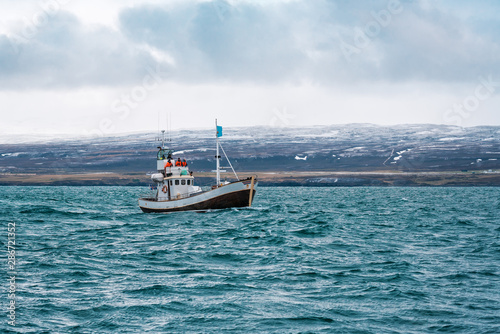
[1,124,499,176]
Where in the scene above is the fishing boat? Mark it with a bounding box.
[138,122,257,213]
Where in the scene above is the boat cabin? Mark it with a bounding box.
[155,164,198,200]
[154,147,199,200]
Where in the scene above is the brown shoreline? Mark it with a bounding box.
[1,170,499,186]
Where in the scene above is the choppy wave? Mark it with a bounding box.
[1,186,499,333]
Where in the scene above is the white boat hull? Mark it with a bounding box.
[138,179,257,213]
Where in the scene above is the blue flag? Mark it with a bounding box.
[216,125,223,137]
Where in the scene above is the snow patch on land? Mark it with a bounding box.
[1,152,26,157]
[439,137,466,141]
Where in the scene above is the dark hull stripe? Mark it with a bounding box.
[140,189,256,213]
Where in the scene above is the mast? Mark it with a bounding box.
[216,119,220,186]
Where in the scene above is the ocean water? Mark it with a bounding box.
[1,186,500,333]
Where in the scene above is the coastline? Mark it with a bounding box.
[1,170,499,187]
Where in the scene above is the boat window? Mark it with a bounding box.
[170,180,173,185]
[175,180,179,185]
[181,180,186,185]
[187,180,190,185]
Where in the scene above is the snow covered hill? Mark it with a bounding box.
[1,124,499,174]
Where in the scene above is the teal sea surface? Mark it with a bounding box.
[1,186,499,333]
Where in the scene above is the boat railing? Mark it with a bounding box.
[167,189,205,201]
[140,189,157,200]
[141,189,205,202]
[163,167,191,177]
[141,185,207,200]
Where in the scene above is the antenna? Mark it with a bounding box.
[215,119,221,186]
[165,113,168,143]
[169,113,172,142]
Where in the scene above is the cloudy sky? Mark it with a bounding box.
[0,0,499,137]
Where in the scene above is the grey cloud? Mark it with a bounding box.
[119,0,500,84]
[120,1,308,83]
[375,4,500,82]
[1,0,500,89]
[0,11,159,89]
